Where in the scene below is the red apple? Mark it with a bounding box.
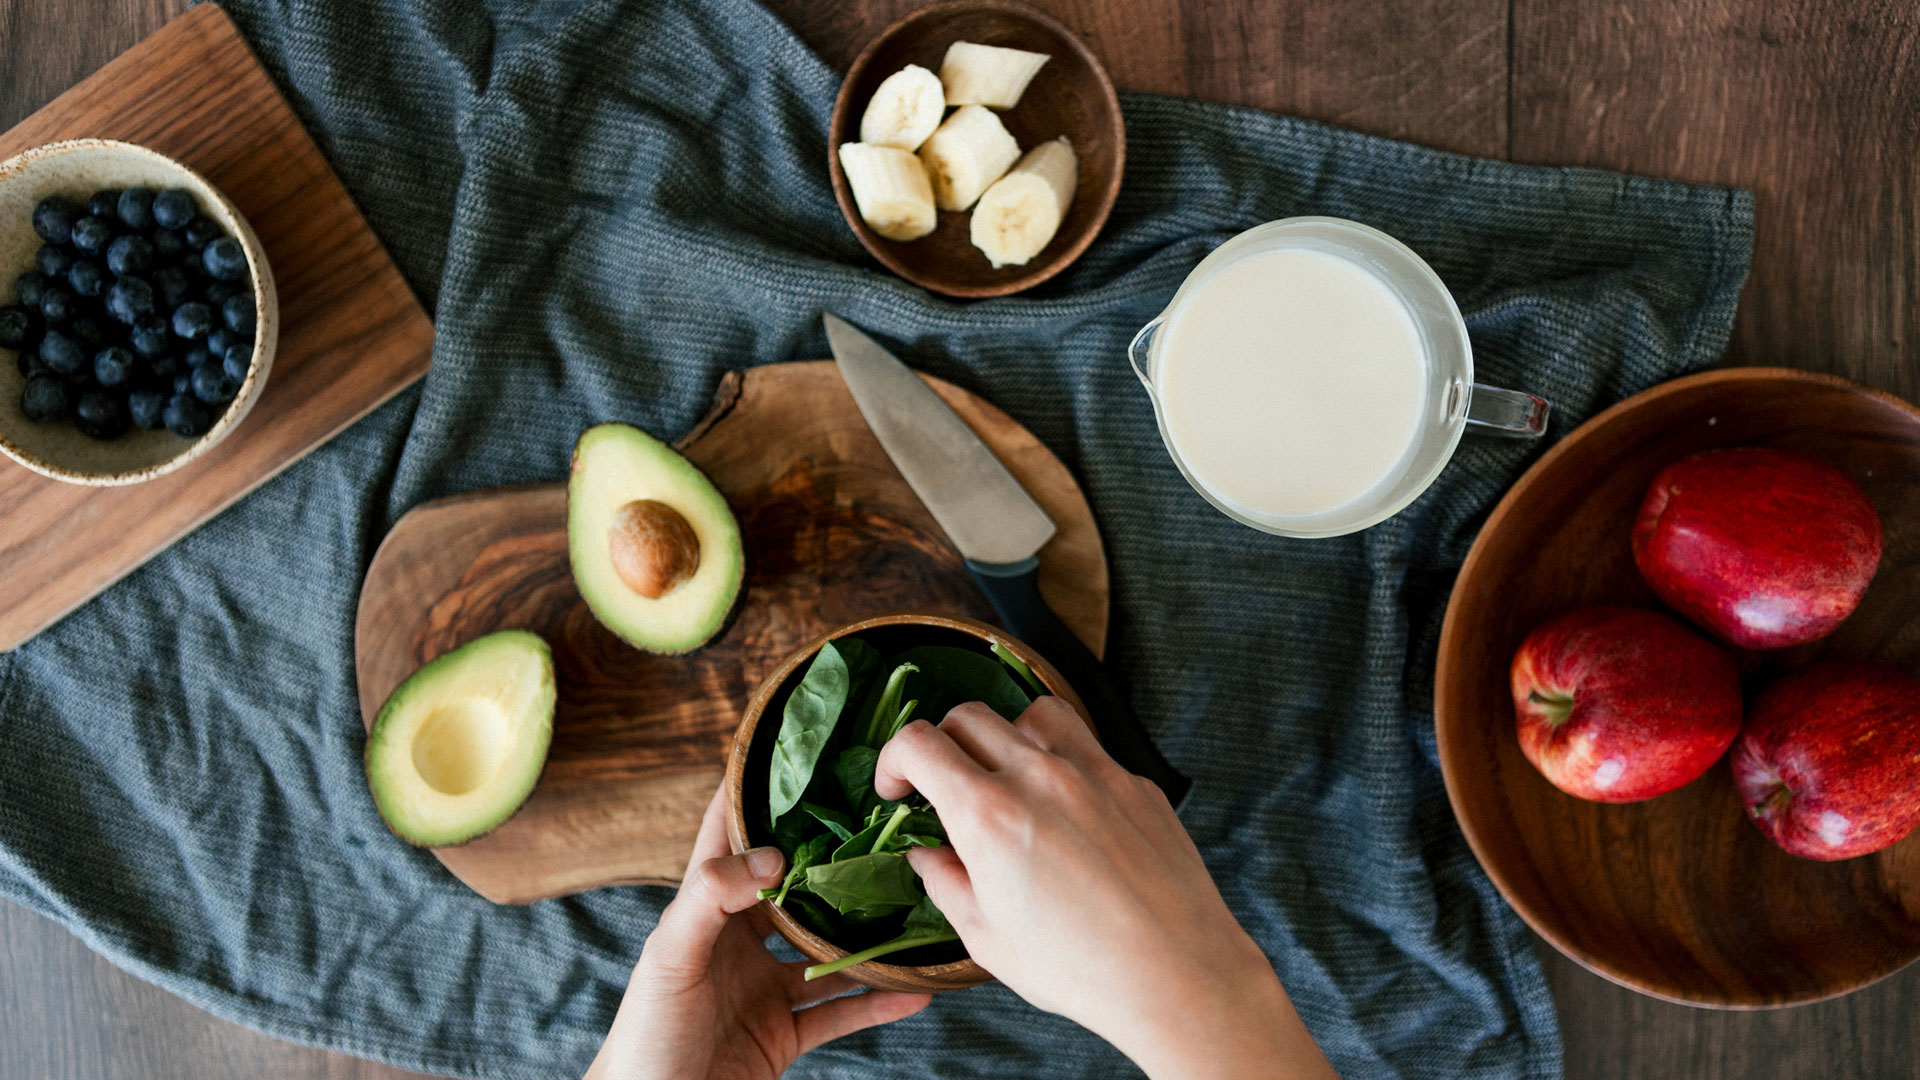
[1731,661,1920,860]
[1632,447,1881,650]
[1511,606,1742,802]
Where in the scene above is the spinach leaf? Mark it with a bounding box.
[769,832,836,906]
[768,641,851,821]
[831,817,886,862]
[875,806,945,853]
[838,637,882,710]
[800,801,855,842]
[832,746,880,813]
[804,852,922,915]
[786,892,844,940]
[803,896,960,980]
[891,645,1033,721]
[991,642,1048,697]
[858,662,919,747]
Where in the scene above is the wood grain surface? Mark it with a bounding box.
[1437,368,1920,1007]
[354,361,1107,905]
[2,0,1917,1077]
[0,2,434,651]
[826,1,1125,297]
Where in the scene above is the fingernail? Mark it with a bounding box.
[746,846,784,879]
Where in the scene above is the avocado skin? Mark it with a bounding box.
[567,423,745,655]
[364,629,556,848]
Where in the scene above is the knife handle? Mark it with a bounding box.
[966,559,1193,807]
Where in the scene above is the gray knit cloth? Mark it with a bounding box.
[0,0,1752,1076]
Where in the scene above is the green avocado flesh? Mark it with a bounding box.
[567,423,744,655]
[365,629,556,847]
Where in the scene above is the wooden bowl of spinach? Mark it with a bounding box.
[724,612,1090,993]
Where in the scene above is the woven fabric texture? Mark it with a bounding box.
[0,0,1753,1077]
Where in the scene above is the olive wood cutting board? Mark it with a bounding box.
[0,4,434,651]
[354,361,1108,904]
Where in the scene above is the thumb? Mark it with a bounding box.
[643,846,785,982]
[905,845,977,933]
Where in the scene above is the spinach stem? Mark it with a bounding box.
[803,930,960,980]
[871,802,912,853]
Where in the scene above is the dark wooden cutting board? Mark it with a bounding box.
[0,4,435,651]
[354,361,1109,904]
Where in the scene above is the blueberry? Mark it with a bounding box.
[74,389,129,440]
[146,351,183,383]
[14,350,31,377]
[74,215,117,257]
[20,374,75,423]
[172,371,193,396]
[148,265,190,309]
[202,279,238,306]
[201,237,247,281]
[92,345,136,388]
[67,259,105,298]
[151,228,186,259]
[39,287,79,325]
[130,314,171,358]
[163,392,212,437]
[105,233,154,277]
[36,244,75,277]
[205,327,233,357]
[125,388,166,430]
[85,188,122,218]
[38,329,83,376]
[222,342,252,384]
[0,306,34,349]
[105,275,155,325]
[171,301,213,340]
[150,188,196,230]
[67,316,107,348]
[189,360,237,405]
[32,196,78,244]
[182,345,212,371]
[215,291,255,335]
[14,270,48,308]
[181,215,220,248]
[116,188,155,231]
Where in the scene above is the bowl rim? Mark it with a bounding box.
[826,0,1125,299]
[1434,364,1920,1009]
[0,137,277,487]
[725,610,1092,989]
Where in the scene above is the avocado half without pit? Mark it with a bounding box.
[365,629,557,847]
[568,423,744,654]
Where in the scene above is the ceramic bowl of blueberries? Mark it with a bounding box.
[0,138,277,486]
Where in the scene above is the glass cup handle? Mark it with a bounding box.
[1465,383,1550,438]
[1127,316,1163,395]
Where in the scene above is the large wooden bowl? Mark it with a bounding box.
[1437,367,1920,1007]
[827,0,1124,298]
[724,612,1090,993]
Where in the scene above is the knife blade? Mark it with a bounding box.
[824,313,1193,806]
[824,314,1057,566]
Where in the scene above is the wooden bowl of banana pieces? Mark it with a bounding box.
[827,0,1124,299]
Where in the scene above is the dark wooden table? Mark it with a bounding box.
[3,0,1916,1077]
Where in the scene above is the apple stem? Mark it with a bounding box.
[1527,689,1575,727]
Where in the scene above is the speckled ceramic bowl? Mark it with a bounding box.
[0,139,277,486]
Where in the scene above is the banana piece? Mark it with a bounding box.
[859,64,945,152]
[938,41,1051,109]
[969,138,1078,268]
[917,105,1021,212]
[837,143,937,241]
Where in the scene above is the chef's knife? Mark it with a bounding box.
[824,313,1192,806]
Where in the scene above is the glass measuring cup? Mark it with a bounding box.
[1128,217,1549,538]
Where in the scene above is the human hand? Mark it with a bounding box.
[875,697,1337,1080]
[584,785,930,1080]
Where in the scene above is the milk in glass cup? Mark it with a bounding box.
[1128,217,1549,538]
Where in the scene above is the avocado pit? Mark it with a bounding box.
[609,499,701,599]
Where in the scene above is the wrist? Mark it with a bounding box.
[1106,941,1331,1080]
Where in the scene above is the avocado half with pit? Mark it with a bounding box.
[568,423,744,654]
[365,630,556,847]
